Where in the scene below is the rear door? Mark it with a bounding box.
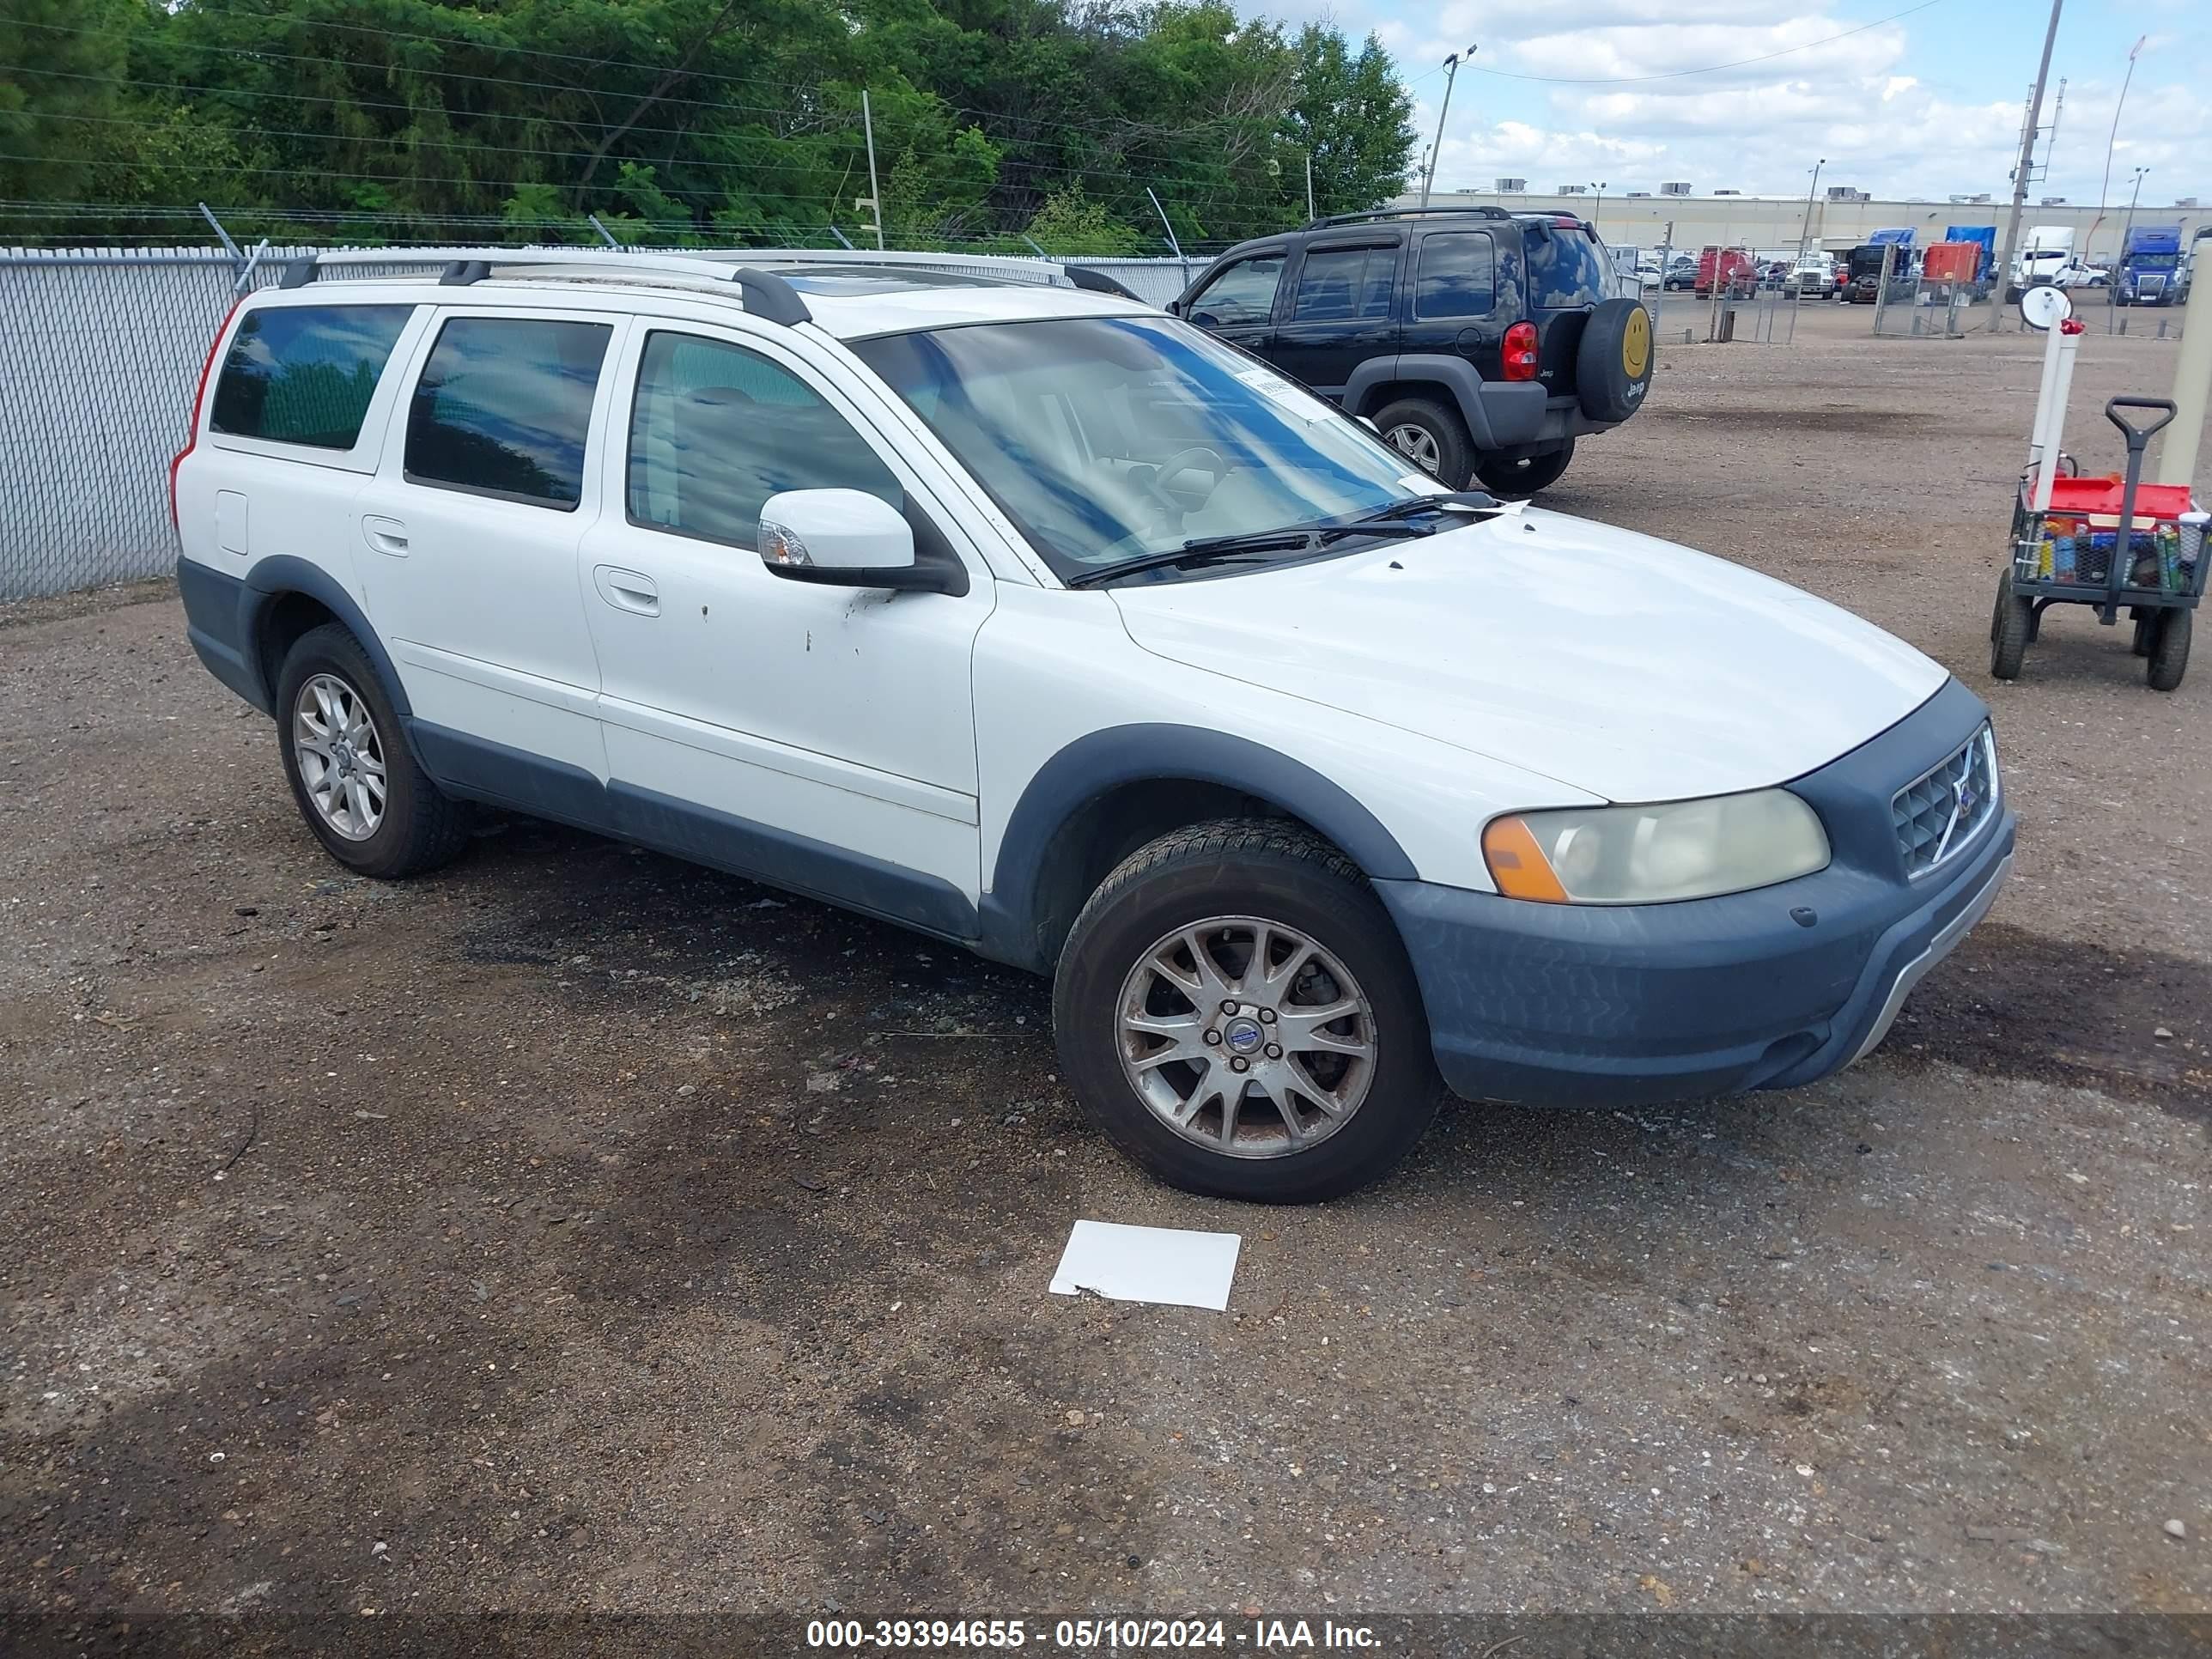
[1517,222,1611,398]
[355,307,623,780]
[1270,237,1402,398]
[1402,227,1504,380]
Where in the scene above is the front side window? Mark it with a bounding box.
[1292,246,1395,322]
[404,316,612,509]
[850,315,1426,581]
[626,331,902,549]
[210,304,414,449]
[1414,234,1497,319]
[1185,255,1284,327]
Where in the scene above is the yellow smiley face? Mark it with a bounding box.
[1622,307,1651,380]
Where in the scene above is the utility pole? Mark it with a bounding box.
[860,89,885,251]
[1419,46,1475,209]
[1795,157,1826,268]
[1591,181,1606,235]
[1994,0,2063,332]
[1305,150,1316,224]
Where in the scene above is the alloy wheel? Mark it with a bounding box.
[1115,916,1377,1158]
[293,672,386,842]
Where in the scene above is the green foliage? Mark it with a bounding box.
[0,0,1419,251]
[1019,187,1145,257]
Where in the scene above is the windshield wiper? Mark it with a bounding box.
[1061,540,1304,588]
[1340,489,1502,527]
[1063,507,1452,590]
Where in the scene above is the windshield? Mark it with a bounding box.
[2130,254,2179,270]
[848,316,1428,581]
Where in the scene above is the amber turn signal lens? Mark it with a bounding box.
[1481,816,1569,902]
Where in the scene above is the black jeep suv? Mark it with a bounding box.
[1169,207,1652,495]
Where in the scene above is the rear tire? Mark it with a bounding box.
[1053,819,1442,1204]
[1372,397,1474,489]
[1477,441,1575,498]
[275,623,472,878]
[1990,571,2033,681]
[2147,608,2191,692]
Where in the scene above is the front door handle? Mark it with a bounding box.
[362,516,410,557]
[593,565,659,617]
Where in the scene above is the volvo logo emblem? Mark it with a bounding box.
[1223,1018,1265,1054]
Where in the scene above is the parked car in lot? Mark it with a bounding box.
[1662,255,1698,291]
[1170,206,1652,497]
[173,251,2014,1203]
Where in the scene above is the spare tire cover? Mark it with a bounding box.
[1576,298,1653,423]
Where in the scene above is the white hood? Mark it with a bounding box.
[1109,507,1948,804]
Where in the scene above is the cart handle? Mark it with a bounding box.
[2106,397,2177,448]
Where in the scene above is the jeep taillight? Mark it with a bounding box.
[170,296,241,530]
[1502,320,1539,382]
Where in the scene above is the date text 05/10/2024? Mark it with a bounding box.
[805,1618,1383,1650]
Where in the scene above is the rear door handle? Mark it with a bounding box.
[593,565,659,617]
[362,516,410,557]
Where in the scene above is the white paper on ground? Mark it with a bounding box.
[1048,1219,1243,1312]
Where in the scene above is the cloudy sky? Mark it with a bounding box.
[1270,0,2210,208]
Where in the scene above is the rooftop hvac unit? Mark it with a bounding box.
[2040,196,2069,205]
[1495,177,1527,192]
[1557,184,1588,195]
[1660,182,1692,196]
[1826,186,1869,202]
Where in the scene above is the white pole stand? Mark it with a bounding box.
[2030,319,2085,514]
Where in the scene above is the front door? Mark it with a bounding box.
[356,307,624,783]
[1270,239,1402,398]
[1179,251,1288,360]
[576,320,994,933]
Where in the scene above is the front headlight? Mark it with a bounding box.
[1481,790,1830,904]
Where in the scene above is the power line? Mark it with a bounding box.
[3,97,1311,219]
[0,12,1268,150]
[0,58,1304,213]
[1460,0,1946,86]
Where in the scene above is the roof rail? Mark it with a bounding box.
[1305,205,1515,228]
[270,247,812,325]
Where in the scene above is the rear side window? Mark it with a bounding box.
[1292,246,1395,322]
[1186,255,1284,326]
[404,317,612,509]
[1522,226,1612,307]
[1413,233,1497,318]
[626,331,902,550]
[210,304,413,450]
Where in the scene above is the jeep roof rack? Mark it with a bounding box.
[1304,205,1515,229]
[274,246,811,325]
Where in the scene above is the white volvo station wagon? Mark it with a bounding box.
[173,251,2013,1202]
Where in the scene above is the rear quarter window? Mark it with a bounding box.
[210,304,415,450]
[1522,227,1612,308]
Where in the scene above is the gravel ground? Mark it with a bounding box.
[2,303,2208,1632]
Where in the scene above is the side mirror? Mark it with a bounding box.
[757,489,963,594]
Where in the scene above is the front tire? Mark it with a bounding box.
[1053,820,1441,1204]
[2147,609,2191,692]
[275,623,471,878]
[1477,441,1575,498]
[1990,571,2033,680]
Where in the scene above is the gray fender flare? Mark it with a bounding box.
[977,724,1418,972]
[1343,354,1498,449]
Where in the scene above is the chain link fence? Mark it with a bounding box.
[0,243,1194,603]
